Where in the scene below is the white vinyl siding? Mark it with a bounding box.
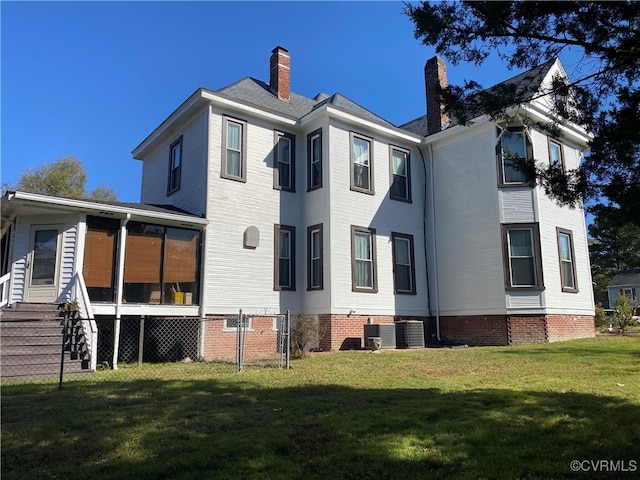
[140,109,208,216]
[204,110,303,313]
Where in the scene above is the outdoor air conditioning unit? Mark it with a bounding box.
[363,324,396,349]
[395,320,425,349]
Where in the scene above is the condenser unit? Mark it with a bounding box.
[363,324,396,349]
[395,320,425,349]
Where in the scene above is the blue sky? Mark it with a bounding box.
[3,1,546,202]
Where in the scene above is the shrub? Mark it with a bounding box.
[594,304,608,328]
[291,315,319,359]
[613,295,637,331]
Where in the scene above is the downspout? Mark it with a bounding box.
[113,213,130,370]
[198,104,212,361]
[427,143,441,342]
[417,146,434,330]
[198,224,208,360]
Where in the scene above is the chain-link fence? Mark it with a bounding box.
[2,312,295,384]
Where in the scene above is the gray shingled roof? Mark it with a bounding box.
[609,270,640,287]
[400,58,557,136]
[215,77,396,128]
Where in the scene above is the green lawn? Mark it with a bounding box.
[2,336,639,479]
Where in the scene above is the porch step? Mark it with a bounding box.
[1,302,60,321]
[0,315,92,381]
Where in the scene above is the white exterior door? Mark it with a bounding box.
[25,225,63,303]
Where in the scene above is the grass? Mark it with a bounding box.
[2,336,639,479]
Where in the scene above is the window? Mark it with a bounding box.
[167,136,182,194]
[274,225,295,290]
[222,117,247,181]
[224,316,252,331]
[621,288,636,300]
[84,216,119,302]
[307,224,323,290]
[392,233,416,294]
[498,127,532,185]
[274,131,295,191]
[351,226,377,292]
[351,133,374,194]
[123,222,201,304]
[548,139,564,171]
[502,223,544,290]
[557,228,578,292]
[307,129,322,190]
[390,146,411,202]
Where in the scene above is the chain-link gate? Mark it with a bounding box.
[235,309,290,371]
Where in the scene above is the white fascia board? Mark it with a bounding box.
[422,104,592,149]
[6,191,208,227]
[325,106,423,144]
[202,91,298,127]
[132,88,207,159]
[133,89,299,159]
[519,103,592,147]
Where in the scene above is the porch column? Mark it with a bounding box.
[112,214,130,370]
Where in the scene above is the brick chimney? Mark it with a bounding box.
[270,46,290,102]
[425,56,449,133]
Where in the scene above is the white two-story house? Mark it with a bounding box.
[2,46,595,369]
[133,46,594,353]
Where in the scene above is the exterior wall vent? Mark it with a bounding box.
[244,226,259,249]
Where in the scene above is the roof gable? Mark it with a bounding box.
[400,58,559,136]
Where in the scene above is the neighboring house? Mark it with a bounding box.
[1,46,596,368]
[607,270,640,308]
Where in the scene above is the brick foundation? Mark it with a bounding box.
[199,312,596,360]
[546,315,595,342]
[439,316,510,346]
[201,315,280,363]
[318,314,429,351]
[439,314,595,346]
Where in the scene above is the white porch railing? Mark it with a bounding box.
[70,272,98,372]
[0,272,10,308]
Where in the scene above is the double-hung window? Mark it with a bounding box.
[351,133,374,194]
[502,223,543,290]
[274,131,295,191]
[498,127,532,185]
[557,228,578,292]
[167,136,182,195]
[351,226,377,292]
[307,224,323,290]
[391,233,416,294]
[307,129,322,190]
[222,117,247,181]
[548,139,565,171]
[274,225,295,290]
[390,146,411,202]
